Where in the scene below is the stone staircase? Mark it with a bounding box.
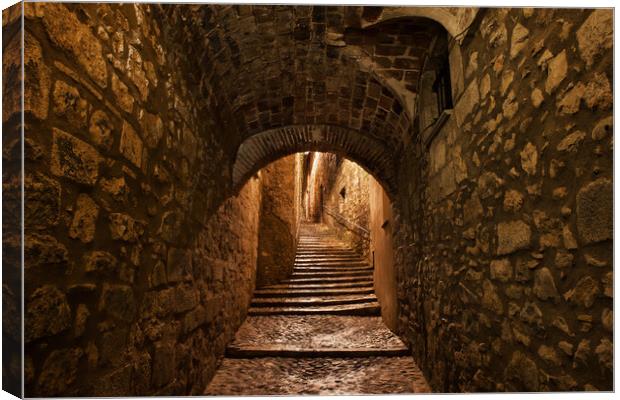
[204,223,431,395]
[248,224,380,316]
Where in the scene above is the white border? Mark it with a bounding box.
[0,1,616,400]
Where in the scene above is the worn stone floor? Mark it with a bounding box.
[205,225,431,395]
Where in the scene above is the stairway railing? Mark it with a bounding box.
[322,205,370,241]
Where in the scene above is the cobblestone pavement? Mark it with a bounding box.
[205,225,431,395]
[204,357,431,395]
[230,315,406,349]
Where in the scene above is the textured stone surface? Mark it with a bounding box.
[576,178,612,244]
[230,316,405,350]
[69,194,100,243]
[497,221,531,255]
[576,10,613,67]
[27,3,107,87]
[25,286,72,342]
[256,155,300,287]
[51,128,102,185]
[206,357,430,395]
[320,157,371,258]
[13,4,613,396]
[545,50,567,93]
[120,122,144,170]
[37,348,83,395]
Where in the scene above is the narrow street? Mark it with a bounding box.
[205,224,430,395]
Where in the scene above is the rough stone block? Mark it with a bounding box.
[93,364,133,396]
[120,121,145,170]
[52,80,89,128]
[51,128,102,186]
[545,50,567,93]
[24,173,61,229]
[99,284,136,321]
[481,279,503,315]
[141,111,165,149]
[576,178,612,244]
[36,348,83,396]
[509,23,529,59]
[152,341,176,388]
[25,285,71,342]
[36,3,107,87]
[89,110,115,151]
[3,32,50,122]
[533,267,559,301]
[490,259,512,282]
[563,276,599,308]
[167,248,191,283]
[84,251,118,275]
[109,213,144,242]
[69,194,100,243]
[454,78,479,126]
[173,284,199,314]
[576,9,613,67]
[504,351,539,391]
[497,221,531,255]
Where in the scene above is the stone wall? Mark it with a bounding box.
[15,3,261,396]
[322,156,371,259]
[2,3,25,397]
[393,8,613,392]
[369,179,398,332]
[187,177,261,392]
[256,155,299,287]
[313,154,398,332]
[7,4,614,395]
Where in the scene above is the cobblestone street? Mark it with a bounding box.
[205,357,429,395]
[205,225,430,395]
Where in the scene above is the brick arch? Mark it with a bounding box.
[357,6,479,39]
[232,124,397,196]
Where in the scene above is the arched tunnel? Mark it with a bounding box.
[2,2,613,396]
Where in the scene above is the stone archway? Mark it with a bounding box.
[231,124,397,197]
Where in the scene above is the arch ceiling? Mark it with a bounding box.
[232,124,396,195]
[161,5,470,188]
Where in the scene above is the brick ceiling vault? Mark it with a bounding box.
[161,5,475,191]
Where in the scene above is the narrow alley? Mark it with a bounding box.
[3,3,613,397]
[206,223,430,395]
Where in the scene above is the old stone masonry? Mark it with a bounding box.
[205,224,430,395]
[2,3,613,396]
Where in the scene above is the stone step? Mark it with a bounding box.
[296,251,359,257]
[297,241,347,244]
[226,345,409,358]
[296,251,360,256]
[296,246,352,251]
[293,265,373,272]
[294,260,368,267]
[285,275,373,284]
[289,268,372,279]
[253,287,375,297]
[259,281,373,290]
[298,235,342,243]
[295,256,364,262]
[250,294,378,307]
[247,301,380,316]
